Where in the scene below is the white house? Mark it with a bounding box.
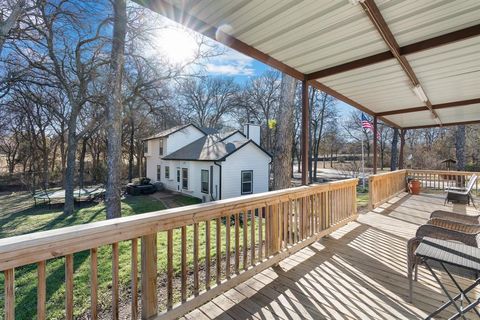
[144,123,271,202]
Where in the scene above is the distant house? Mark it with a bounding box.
[144,123,271,202]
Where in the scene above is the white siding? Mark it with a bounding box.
[220,143,271,199]
[222,132,246,143]
[146,158,221,202]
[166,125,205,154]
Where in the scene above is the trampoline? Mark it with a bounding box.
[33,186,106,206]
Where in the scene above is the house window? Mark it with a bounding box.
[201,170,209,194]
[156,165,161,181]
[241,170,253,194]
[144,141,148,154]
[159,139,164,156]
[176,168,180,182]
[165,166,170,179]
[182,168,188,190]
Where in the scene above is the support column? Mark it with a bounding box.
[301,80,309,185]
[373,116,378,174]
[399,129,406,169]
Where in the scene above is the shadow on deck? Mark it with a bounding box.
[184,193,480,320]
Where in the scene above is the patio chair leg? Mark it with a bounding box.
[414,264,418,281]
[470,195,477,209]
[408,264,413,303]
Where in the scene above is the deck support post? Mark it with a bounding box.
[399,129,406,169]
[301,80,310,185]
[373,116,378,174]
[141,233,158,319]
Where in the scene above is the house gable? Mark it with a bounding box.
[220,142,271,199]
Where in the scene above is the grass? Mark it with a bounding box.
[174,194,202,206]
[0,193,258,319]
[356,187,369,209]
[0,193,167,319]
[0,186,368,318]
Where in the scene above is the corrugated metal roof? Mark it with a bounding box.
[407,37,480,105]
[154,0,480,128]
[380,0,480,46]
[321,59,420,112]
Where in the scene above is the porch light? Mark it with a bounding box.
[412,85,428,103]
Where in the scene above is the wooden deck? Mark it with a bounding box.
[183,192,480,320]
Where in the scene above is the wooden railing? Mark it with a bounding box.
[0,179,358,320]
[407,169,480,195]
[368,170,407,210]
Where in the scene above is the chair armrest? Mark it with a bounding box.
[415,224,480,247]
[430,210,480,224]
[428,218,480,234]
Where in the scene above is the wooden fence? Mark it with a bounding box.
[368,170,407,210]
[0,179,358,320]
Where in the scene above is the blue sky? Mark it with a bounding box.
[153,13,355,115]
[204,44,354,114]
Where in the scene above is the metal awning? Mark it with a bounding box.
[137,0,480,129]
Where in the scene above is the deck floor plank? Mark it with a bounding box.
[184,193,480,320]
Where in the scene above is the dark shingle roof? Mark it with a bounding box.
[163,135,250,161]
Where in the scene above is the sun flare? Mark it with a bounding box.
[156,27,199,65]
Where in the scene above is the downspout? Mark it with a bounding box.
[214,161,222,200]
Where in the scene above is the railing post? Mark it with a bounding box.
[268,204,280,254]
[141,233,158,320]
[368,176,374,210]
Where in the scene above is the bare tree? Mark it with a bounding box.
[7,1,111,214]
[456,125,466,171]
[310,90,336,181]
[236,70,280,150]
[178,77,239,128]
[105,0,127,219]
[272,74,296,190]
[390,128,399,171]
[0,0,26,56]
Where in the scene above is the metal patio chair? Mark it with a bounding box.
[445,174,477,208]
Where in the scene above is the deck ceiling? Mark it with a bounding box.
[138,0,480,129]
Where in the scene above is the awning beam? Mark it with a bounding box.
[305,24,480,80]
[377,98,480,117]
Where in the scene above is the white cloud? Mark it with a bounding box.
[205,47,256,76]
[205,63,255,76]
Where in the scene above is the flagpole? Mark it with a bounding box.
[361,133,366,190]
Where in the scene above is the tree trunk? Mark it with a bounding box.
[60,129,66,185]
[456,125,466,171]
[390,128,399,171]
[272,74,296,190]
[0,0,25,56]
[51,142,57,174]
[64,127,78,215]
[128,118,135,183]
[399,129,406,169]
[79,137,88,188]
[105,0,127,220]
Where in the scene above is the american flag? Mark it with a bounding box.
[361,113,380,139]
[361,113,373,129]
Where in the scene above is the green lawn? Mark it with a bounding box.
[0,188,368,319]
[0,193,258,319]
[356,189,369,209]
